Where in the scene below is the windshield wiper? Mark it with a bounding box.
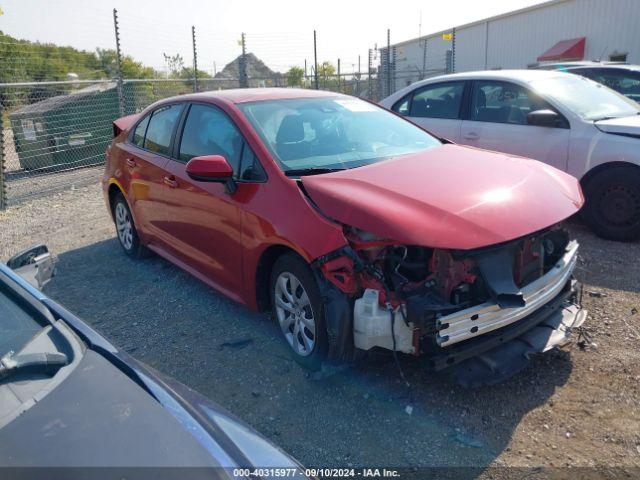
[284,167,346,177]
[0,352,68,381]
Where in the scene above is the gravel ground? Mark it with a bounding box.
[1,182,639,476]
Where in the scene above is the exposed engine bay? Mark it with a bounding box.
[312,225,585,382]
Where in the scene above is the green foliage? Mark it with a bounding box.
[286,66,305,87]
[317,61,340,89]
[162,53,211,80]
[97,48,155,79]
[0,31,157,83]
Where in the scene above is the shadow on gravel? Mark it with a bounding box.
[45,238,574,476]
[566,221,640,294]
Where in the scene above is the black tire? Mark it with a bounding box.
[111,192,151,259]
[270,253,328,371]
[582,166,640,241]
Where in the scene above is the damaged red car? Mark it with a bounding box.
[103,89,586,386]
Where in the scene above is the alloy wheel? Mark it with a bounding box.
[115,202,134,250]
[274,272,316,356]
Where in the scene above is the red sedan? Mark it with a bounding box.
[103,88,586,385]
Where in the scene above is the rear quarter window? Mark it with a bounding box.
[143,104,183,156]
[132,115,150,147]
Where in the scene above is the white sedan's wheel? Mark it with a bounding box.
[274,272,316,357]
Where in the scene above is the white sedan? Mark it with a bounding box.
[380,70,640,241]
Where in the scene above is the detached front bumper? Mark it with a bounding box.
[428,281,585,387]
[428,241,586,387]
[437,241,579,347]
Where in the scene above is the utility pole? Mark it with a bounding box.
[313,30,319,89]
[112,8,125,116]
[192,26,198,92]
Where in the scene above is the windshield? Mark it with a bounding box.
[530,74,640,121]
[238,97,441,174]
[0,285,44,357]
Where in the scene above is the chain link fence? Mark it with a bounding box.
[0,13,452,214]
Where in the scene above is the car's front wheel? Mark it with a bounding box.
[583,166,640,241]
[112,192,150,258]
[270,253,328,371]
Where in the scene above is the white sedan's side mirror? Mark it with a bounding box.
[7,245,56,290]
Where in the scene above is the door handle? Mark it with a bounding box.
[463,132,479,140]
[163,176,178,188]
[125,158,136,168]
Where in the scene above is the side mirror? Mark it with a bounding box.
[185,155,237,194]
[7,245,56,290]
[527,109,559,127]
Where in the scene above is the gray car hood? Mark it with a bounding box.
[595,114,640,136]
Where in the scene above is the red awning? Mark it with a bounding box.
[537,37,586,62]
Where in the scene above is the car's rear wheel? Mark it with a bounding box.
[583,166,640,241]
[270,253,328,371]
[112,192,150,258]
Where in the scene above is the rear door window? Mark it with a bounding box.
[143,104,183,156]
[132,115,150,147]
[409,82,465,119]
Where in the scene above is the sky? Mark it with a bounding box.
[0,0,548,75]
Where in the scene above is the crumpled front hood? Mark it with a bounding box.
[301,144,583,250]
[594,114,640,136]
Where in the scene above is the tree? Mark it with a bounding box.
[317,61,337,88]
[286,66,304,87]
[96,48,155,79]
[163,53,185,78]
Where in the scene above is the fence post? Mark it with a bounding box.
[367,48,372,100]
[391,44,396,93]
[386,29,391,98]
[113,8,125,116]
[192,26,198,92]
[421,37,427,79]
[0,101,5,211]
[337,58,341,92]
[239,33,248,88]
[313,30,319,90]
[452,27,456,74]
[356,54,361,95]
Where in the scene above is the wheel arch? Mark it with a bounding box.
[107,180,126,217]
[580,161,640,189]
[254,244,308,313]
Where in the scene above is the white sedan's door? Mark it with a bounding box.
[460,80,570,171]
[395,81,466,143]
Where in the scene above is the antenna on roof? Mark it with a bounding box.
[597,46,608,62]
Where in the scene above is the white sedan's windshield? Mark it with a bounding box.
[239,97,440,174]
[530,75,640,121]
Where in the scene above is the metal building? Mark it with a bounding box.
[381,0,640,95]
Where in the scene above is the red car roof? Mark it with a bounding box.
[195,88,341,104]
